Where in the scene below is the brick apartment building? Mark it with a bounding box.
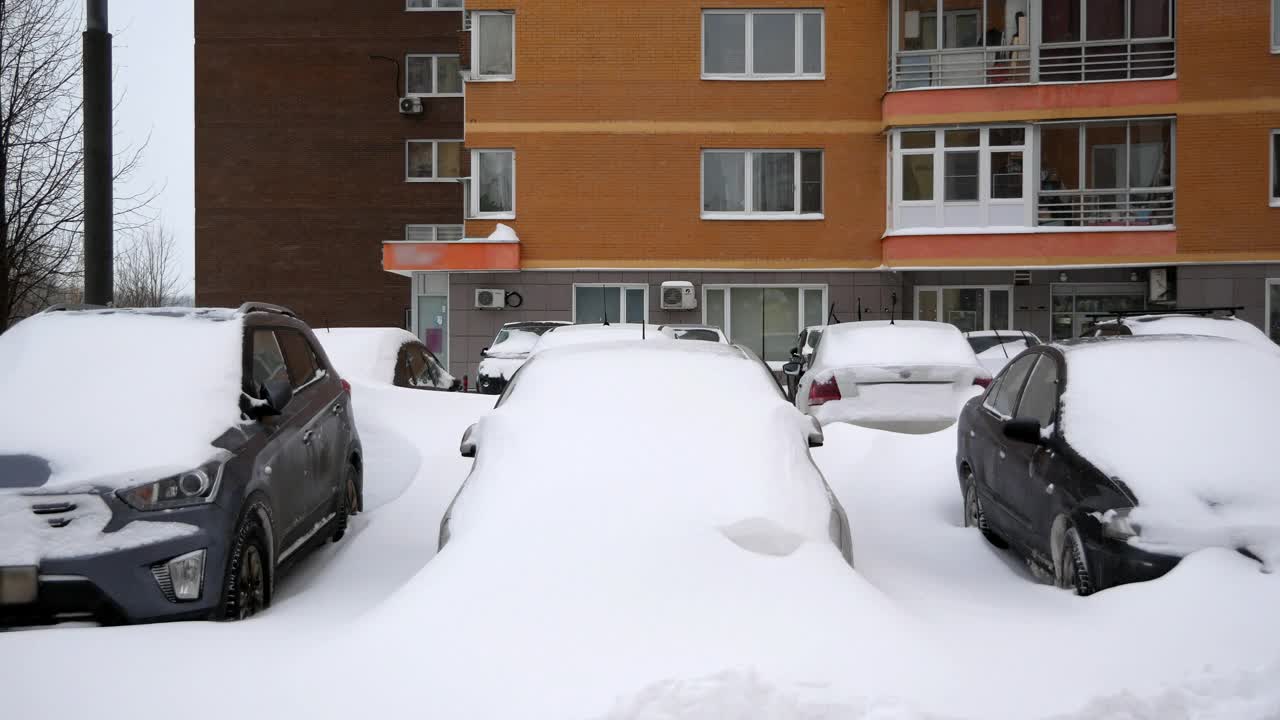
[197,1,1280,383]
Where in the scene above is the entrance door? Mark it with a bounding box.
[417,295,448,367]
[916,286,1013,331]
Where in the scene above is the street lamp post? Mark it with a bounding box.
[83,0,113,306]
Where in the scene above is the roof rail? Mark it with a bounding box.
[42,303,109,313]
[237,302,297,318]
[1084,306,1243,320]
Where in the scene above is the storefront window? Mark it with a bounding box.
[703,285,826,364]
[915,286,1013,331]
[1268,280,1280,344]
[573,285,647,324]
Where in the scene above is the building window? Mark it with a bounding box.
[406,54,462,96]
[1038,119,1174,227]
[407,0,463,9]
[573,284,648,324]
[469,149,515,218]
[893,126,1029,229]
[890,1,1175,89]
[405,224,464,242]
[915,286,1012,332]
[406,140,463,181]
[1271,130,1279,206]
[703,285,827,365]
[1268,279,1280,344]
[702,9,824,79]
[702,150,823,219]
[1273,0,1280,53]
[472,11,515,80]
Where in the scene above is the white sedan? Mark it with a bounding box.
[438,340,853,566]
[788,320,988,434]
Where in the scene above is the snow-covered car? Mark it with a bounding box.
[657,324,728,343]
[1081,312,1280,354]
[787,321,988,434]
[784,325,827,399]
[476,321,570,395]
[438,341,852,566]
[0,304,363,625]
[317,327,459,391]
[964,329,1042,375]
[527,322,663,355]
[957,335,1280,595]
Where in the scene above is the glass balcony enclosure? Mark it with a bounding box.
[890,0,1175,90]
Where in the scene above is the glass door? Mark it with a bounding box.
[915,286,1012,331]
[1050,284,1146,340]
[417,295,449,366]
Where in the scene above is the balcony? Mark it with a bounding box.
[889,0,1175,91]
[1036,188,1175,227]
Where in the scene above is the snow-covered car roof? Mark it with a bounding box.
[529,323,664,354]
[0,309,246,491]
[451,341,834,556]
[813,320,981,370]
[315,327,423,384]
[1057,334,1280,559]
[658,324,728,342]
[1091,314,1279,353]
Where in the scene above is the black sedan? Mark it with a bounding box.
[956,336,1280,595]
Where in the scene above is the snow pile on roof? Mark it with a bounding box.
[452,342,832,553]
[316,327,417,384]
[487,223,519,242]
[0,310,244,491]
[1115,315,1280,354]
[1060,336,1280,562]
[530,323,665,354]
[814,321,980,369]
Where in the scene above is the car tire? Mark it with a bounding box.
[220,504,272,621]
[331,463,360,543]
[1055,525,1095,596]
[963,471,1008,549]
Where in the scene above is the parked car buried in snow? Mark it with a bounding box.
[657,324,728,343]
[476,321,570,395]
[0,304,363,625]
[957,335,1280,595]
[787,321,988,434]
[784,325,827,399]
[438,341,852,567]
[1080,311,1280,355]
[964,329,1043,375]
[317,327,460,391]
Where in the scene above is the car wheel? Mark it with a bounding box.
[331,464,360,543]
[221,509,271,621]
[963,470,1008,549]
[1055,525,1095,596]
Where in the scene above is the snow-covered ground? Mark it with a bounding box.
[3,379,1278,719]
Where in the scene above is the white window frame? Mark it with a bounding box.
[471,11,516,82]
[405,54,463,97]
[469,148,516,220]
[1267,278,1280,344]
[571,284,650,324]
[406,0,464,10]
[701,9,825,80]
[891,126,1032,230]
[406,139,464,183]
[701,284,829,366]
[701,149,824,220]
[396,224,465,243]
[913,285,1015,331]
[1271,129,1280,207]
[1273,0,1280,54]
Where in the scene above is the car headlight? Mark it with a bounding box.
[117,461,223,511]
[1101,507,1141,541]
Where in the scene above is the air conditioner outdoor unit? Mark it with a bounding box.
[399,97,424,115]
[475,289,505,310]
[660,281,697,310]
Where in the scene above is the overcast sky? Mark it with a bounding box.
[108,0,195,292]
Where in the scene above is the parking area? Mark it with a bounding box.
[3,364,1279,720]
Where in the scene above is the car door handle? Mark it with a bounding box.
[302,430,315,445]
[998,450,1007,459]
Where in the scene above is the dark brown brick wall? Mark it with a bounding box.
[196,0,465,326]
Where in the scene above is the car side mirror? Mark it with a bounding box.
[460,423,478,458]
[782,362,802,377]
[807,416,825,448]
[789,346,801,359]
[480,346,490,357]
[256,377,293,418]
[1003,418,1046,445]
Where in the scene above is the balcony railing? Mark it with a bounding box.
[889,39,1175,90]
[1036,188,1175,227]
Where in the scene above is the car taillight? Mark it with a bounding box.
[341,379,352,395]
[974,376,992,389]
[808,377,842,406]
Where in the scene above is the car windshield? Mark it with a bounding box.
[488,327,547,355]
[967,334,1036,354]
[672,328,720,342]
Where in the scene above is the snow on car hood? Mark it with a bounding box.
[1060,336,1280,563]
[315,327,417,384]
[0,493,198,566]
[0,311,244,492]
[477,356,525,381]
[450,342,834,556]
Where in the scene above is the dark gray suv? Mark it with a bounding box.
[0,303,362,625]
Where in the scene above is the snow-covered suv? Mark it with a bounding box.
[0,303,362,625]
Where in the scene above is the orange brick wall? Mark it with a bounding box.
[465,1,889,268]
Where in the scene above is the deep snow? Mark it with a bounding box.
[2,372,1278,719]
